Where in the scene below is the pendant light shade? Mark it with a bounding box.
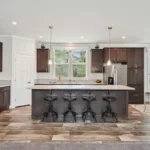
[106,27,112,66]
[106,59,112,66]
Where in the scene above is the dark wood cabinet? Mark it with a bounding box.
[0,42,3,72]
[127,48,144,68]
[104,48,117,63]
[129,92,144,104]
[0,86,10,111]
[91,49,104,73]
[116,48,127,62]
[37,49,49,72]
[103,48,127,63]
[127,48,144,104]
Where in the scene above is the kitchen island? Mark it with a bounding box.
[29,85,134,121]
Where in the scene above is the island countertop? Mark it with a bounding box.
[28,84,135,90]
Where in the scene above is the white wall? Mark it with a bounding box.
[0,36,12,81]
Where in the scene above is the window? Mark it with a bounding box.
[72,50,86,77]
[54,50,69,77]
[54,49,87,78]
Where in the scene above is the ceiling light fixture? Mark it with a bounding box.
[48,26,53,65]
[12,21,17,25]
[106,27,112,66]
[39,36,43,38]
[122,36,126,39]
[80,36,84,39]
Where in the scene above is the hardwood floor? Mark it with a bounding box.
[0,105,150,143]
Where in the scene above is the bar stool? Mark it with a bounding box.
[82,92,97,122]
[63,90,77,122]
[42,90,58,122]
[101,92,118,122]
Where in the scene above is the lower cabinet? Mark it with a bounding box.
[129,92,144,104]
[0,86,10,111]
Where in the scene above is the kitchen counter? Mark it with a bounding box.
[29,84,135,90]
[0,85,10,88]
[30,84,134,121]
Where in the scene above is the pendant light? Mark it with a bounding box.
[48,26,53,65]
[106,27,112,66]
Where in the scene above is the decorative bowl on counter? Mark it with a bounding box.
[96,80,101,83]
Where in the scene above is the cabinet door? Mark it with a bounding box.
[0,42,2,72]
[37,49,49,72]
[136,68,144,84]
[129,92,144,104]
[127,48,135,68]
[127,69,136,84]
[91,49,104,73]
[0,92,4,110]
[135,48,144,68]
[110,48,117,62]
[117,48,127,62]
[103,48,117,63]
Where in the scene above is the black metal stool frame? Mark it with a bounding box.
[82,92,97,122]
[101,91,118,122]
[63,90,77,122]
[42,90,58,122]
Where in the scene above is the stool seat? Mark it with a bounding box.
[64,93,76,101]
[103,96,116,102]
[44,94,57,101]
[82,94,96,101]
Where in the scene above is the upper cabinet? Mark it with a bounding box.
[0,42,3,72]
[91,49,104,73]
[103,48,127,63]
[37,49,49,72]
[127,48,144,68]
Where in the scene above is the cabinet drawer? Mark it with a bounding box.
[129,92,144,104]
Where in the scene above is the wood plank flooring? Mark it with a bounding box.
[0,105,150,143]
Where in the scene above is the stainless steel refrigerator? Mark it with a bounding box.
[104,63,127,85]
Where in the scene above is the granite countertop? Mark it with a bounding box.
[28,85,135,90]
[0,84,10,88]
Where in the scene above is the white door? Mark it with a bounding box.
[15,54,33,106]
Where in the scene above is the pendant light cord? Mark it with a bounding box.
[49,26,53,51]
[108,27,112,60]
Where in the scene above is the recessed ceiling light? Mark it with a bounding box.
[122,36,126,39]
[80,36,84,39]
[12,21,17,25]
[69,42,72,44]
[39,36,43,38]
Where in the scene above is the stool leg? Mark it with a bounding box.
[63,111,69,122]
[91,112,97,122]
[71,111,76,122]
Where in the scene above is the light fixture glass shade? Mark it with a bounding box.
[48,59,52,65]
[106,59,112,66]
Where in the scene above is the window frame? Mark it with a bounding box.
[53,47,88,79]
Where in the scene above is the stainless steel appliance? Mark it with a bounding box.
[104,63,127,85]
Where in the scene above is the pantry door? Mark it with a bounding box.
[15,54,33,106]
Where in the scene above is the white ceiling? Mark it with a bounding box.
[0,0,150,43]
